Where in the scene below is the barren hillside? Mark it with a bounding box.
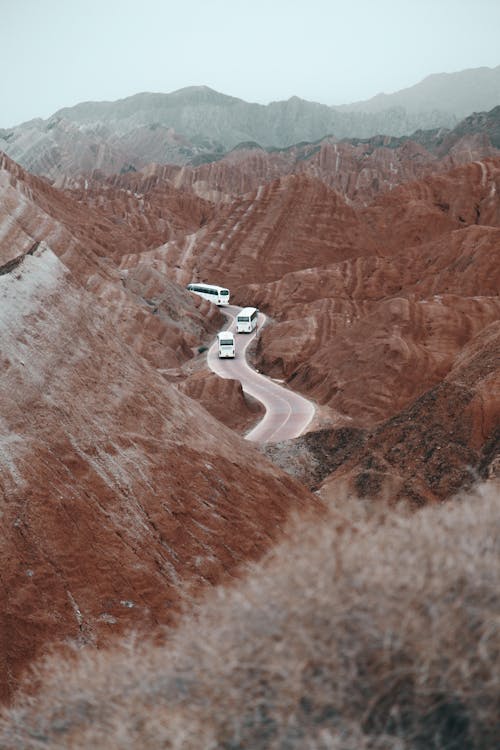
[109,151,500,508]
[0,119,498,710]
[0,153,318,701]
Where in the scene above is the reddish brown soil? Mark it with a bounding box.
[178,370,265,433]
[0,153,319,703]
[0,139,498,705]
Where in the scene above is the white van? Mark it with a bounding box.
[217,331,235,358]
[236,307,258,333]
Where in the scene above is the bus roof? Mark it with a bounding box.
[217,330,234,339]
[237,306,258,317]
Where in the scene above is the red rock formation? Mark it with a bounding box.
[113,151,499,442]
[295,134,500,205]
[235,159,499,504]
[0,152,220,369]
[0,153,319,701]
[118,174,379,292]
[64,171,215,262]
[178,371,265,432]
[359,158,500,252]
[317,320,500,505]
[69,131,499,210]
[230,160,500,425]
[1,138,499,705]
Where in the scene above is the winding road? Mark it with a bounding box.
[207,305,315,443]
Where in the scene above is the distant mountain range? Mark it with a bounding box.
[337,65,500,116]
[1,65,499,179]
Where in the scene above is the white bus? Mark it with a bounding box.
[217,331,235,358]
[236,307,259,333]
[187,283,230,306]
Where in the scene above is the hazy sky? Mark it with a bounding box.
[2,0,499,127]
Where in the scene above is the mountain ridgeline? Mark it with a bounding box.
[1,65,500,180]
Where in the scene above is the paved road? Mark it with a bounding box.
[207,305,315,443]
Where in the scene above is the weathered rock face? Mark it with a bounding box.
[263,315,499,506]
[118,173,380,293]
[0,152,220,369]
[63,171,215,260]
[72,130,500,210]
[112,153,499,453]
[232,160,500,426]
[360,158,500,248]
[254,290,499,428]
[113,147,303,204]
[104,143,500,511]
[296,134,500,205]
[1,125,499,705]
[239,159,499,504]
[317,320,500,506]
[437,104,500,150]
[0,154,319,702]
[178,371,265,433]
[0,117,220,181]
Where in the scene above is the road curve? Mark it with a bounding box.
[207,305,315,443]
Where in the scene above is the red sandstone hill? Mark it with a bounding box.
[229,159,500,419]
[0,151,221,369]
[110,151,499,505]
[265,319,499,506]
[132,155,497,504]
[118,173,380,291]
[234,161,499,502]
[65,129,499,210]
[323,318,500,504]
[1,137,499,702]
[0,152,319,701]
[64,171,216,262]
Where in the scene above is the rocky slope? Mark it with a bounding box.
[1,115,499,701]
[234,159,500,423]
[114,155,500,505]
[265,319,499,506]
[0,151,220,368]
[60,121,499,216]
[0,152,319,702]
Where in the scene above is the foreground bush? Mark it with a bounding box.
[1,483,498,749]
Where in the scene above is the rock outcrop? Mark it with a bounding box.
[317,319,500,505]
[0,153,319,701]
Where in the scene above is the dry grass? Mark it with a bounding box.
[1,482,499,749]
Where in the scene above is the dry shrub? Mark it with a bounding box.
[0,483,498,749]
